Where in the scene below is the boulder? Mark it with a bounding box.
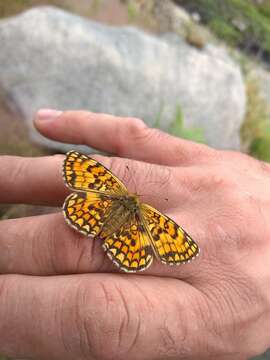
[0,6,246,151]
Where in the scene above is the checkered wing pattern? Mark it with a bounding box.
[141,204,199,264]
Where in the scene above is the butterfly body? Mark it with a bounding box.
[97,194,140,239]
[107,193,140,212]
[63,151,199,272]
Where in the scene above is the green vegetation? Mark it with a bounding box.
[249,127,270,162]
[175,0,270,162]
[0,0,58,18]
[169,105,206,143]
[0,0,82,18]
[127,1,138,21]
[241,77,270,162]
[88,0,102,16]
[177,0,270,58]
[0,0,32,18]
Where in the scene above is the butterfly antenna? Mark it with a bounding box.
[138,193,169,203]
[126,164,139,195]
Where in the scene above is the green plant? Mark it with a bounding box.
[0,0,76,19]
[0,0,30,17]
[241,77,270,162]
[249,132,270,162]
[209,17,241,45]
[169,105,206,143]
[127,1,138,21]
[89,0,102,16]
[176,0,270,59]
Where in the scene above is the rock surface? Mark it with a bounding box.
[0,6,246,151]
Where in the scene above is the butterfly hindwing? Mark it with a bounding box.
[63,192,113,237]
[101,212,153,272]
[141,204,199,264]
[63,151,128,195]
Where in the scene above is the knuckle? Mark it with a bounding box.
[32,216,71,274]
[204,168,232,188]
[107,156,126,178]
[116,119,182,158]
[0,276,18,352]
[49,226,79,273]
[198,287,240,357]
[199,273,267,358]
[139,127,167,144]
[47,219,105,274]
[64,113,76,129]
[159,318,186,358]
[75,280,142,360]
[221,150,256,171]
[175,140,212,164]
[0,276,8,302]
[116,117,147,155]
[33,217,60,273]
[123,117,147,136]
[158,296,201,359]
[77,280,122,359]
[57,281,90,358]
[61,280,100,359]
[9,157,28,188]
[208,172,228,189]
[112,284,142,356]
[107,156,134,189]
[259,159,270,175]
[64,115,88,144]
[177,169,230,200]
[111,156,173,196]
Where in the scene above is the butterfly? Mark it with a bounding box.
[62,151,199,272]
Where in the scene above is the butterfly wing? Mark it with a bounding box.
[63,151,128,195]
[63,192,113,237]
[101,212,153,272]
[141,204,199,265]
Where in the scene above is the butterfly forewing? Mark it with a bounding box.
[63,151,128,195]
[141,204,199,264]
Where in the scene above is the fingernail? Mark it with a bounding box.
[37,108,62,121]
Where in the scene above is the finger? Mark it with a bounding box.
[0,154,189,208]
[0,212,200,279]
[0,273,201,360]
[0,155,68,206]
[34,110,212,166]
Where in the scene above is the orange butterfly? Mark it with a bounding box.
[63,151,199,272]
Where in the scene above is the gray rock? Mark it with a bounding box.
[0,6,246,151]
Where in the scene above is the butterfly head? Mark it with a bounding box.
[119,194,140,213]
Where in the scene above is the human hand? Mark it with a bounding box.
[0,110,269,360]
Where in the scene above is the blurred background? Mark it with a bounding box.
[0,1,270,359]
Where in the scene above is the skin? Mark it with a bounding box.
[0,110,270,360]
